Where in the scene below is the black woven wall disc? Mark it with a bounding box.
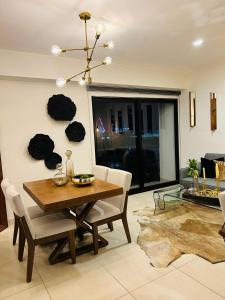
[28,134,54,160]
[65,121,86,142]
[44,152,62,169]
[47,94,76,121]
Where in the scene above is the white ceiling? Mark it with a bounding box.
[0,0,225,70]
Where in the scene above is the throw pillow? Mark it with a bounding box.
[200,157,224,178]
[215,161,225,181]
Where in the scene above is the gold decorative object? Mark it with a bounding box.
[72,174,95,186]
[197,163,221,198]
[189,92,196,127]
[51,12,114,87]
[214,160,225,181]
[202,167,206,192]
[210,92,217,131]
[65,150,75,181]
[52,163,68,186]
[198,188,220,198]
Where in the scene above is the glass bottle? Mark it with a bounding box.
[52,163,68,186]
[65,150,75,180]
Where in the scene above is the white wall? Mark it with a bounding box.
[0,49,190,220]
[179,62,225,167]
[0,79,92,218]
[0,49,190,89]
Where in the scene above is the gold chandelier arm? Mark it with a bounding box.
[89,37,99,62]
[88,62,105,71]
[84,20,89,59]
[66,69,87,82]
[61,44,106,53]
[67,62,105,82]
[62,47,86,52]
[84,19,90,81]
[83,36,99,78]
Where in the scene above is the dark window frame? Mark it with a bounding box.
[92,96,180,194]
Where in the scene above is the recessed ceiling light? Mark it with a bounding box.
[192,39,204,47]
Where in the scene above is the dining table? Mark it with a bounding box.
[23,178,123,264]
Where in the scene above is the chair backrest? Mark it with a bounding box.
[105,168,132,212]
[92,165,109,181]
[1,178,11,199]
[219,191,225,222]
[6,185,35,238]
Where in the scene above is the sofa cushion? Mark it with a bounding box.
[200,157,224,178]
[205,153,225,160]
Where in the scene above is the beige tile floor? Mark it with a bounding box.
[0,191,225,300]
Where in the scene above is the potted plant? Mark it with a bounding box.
[187,159,199,192]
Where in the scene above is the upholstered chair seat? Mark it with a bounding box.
[29,213,76,239]
[27,205,46,218]
[6,185,76,282]
[85,168,132,254]
[85,200,121,223]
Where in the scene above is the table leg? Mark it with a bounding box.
[48,201,109,264]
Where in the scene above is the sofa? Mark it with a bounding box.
[180,153,225,191]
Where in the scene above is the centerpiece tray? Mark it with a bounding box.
[183,191,220,206]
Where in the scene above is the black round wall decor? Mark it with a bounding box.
[28,134,54,160]
[44,152,62,169]
[65,121,86,142]
[47,94,76,121]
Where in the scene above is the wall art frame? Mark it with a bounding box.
[189,91,196,127]
[210,92,217,131]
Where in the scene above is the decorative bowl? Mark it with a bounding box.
[72,174,95,186]
[52,176,68,186]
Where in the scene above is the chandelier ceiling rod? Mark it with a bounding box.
[52,11,114,87]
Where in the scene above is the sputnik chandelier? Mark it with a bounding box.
[51,12,114,87]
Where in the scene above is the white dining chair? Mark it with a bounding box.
[91,165,115,230]
[1,178,46,245]
[84,168,132,254]
[75,165,109,218]
[6,184,77,282]
[92,165,109,181]
[219,192,225,228]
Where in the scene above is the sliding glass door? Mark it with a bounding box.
[92,97,179,192]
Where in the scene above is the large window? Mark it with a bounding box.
[92,97,179,192]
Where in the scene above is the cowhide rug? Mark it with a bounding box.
[135,201,225,267]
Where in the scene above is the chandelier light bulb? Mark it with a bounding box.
[96,23,105,35]
[106,41,114,49]
[56,77,66,87]
[103,56,112,65]
[78,78,86,86]
[53,12,113,86]
[192,39,204,47]
[51,45,62,56]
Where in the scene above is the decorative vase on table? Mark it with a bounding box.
[193,176,199,193]
[52,163,68,186]
[187,158,199,193]
[65,150,75,181]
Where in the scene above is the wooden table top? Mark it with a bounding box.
[23,178,123,212]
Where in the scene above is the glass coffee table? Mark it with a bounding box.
[153,184,221,214]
